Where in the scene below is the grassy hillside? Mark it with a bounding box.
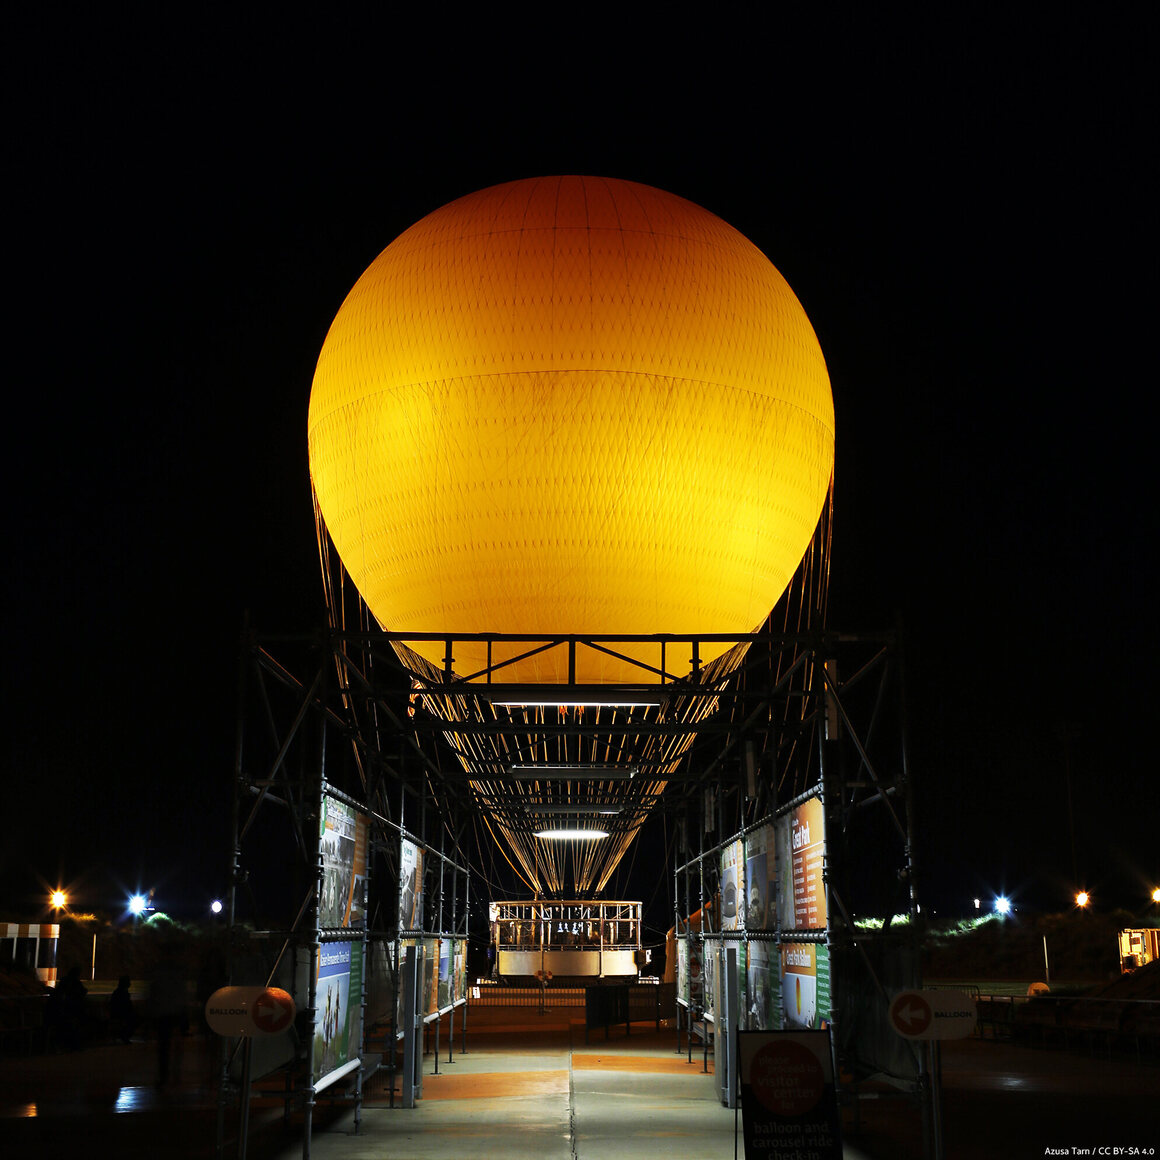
[921,909,1150,987]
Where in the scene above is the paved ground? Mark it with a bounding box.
[1,1009,1156,1159]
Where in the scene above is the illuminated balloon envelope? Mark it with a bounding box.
[308,176,834,685]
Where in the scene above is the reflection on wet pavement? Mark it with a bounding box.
[115,1085,151,1113]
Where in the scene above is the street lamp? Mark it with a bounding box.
[50,890,67,910]
[1075,891,1090,909]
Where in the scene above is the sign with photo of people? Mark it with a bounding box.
[746,940,776,1029]
[744,824,776,931]
[720,838,744,932]
[399,838,424,932]
[313,940,363,1085]
[452,939,467,1005]
[319,793,369,929]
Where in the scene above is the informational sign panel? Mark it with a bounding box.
[437,940,451,1010]
[744,824,776,931]
[399,839,424,932]
[776,795,827,930]
[452,939,467,1005]
[720,838,744,931]
[746,940,775,1029]
[419,932,433,1016]
[702,940,716,1020]
[889,989,976,1040]
[677,937,690,1005]
[737,1029,842,1160]
[314,940,363,1084]
[779,942,831,1031]
[365,938,395,1027]
[319,793,369,929]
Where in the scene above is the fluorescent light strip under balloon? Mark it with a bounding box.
[535,828,609,841]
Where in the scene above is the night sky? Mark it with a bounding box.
[4,12,1155,927]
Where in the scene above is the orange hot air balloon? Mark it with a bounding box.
[308,176,834,684]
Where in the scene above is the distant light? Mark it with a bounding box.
[534,828,609,840]
[994,896,1011,916]
[50,890,67,909]
[1075,891,1090,908]
[973,898,981,910]
[210,899,223,915]
[1151,888,1160,904]
[129,894,147,916]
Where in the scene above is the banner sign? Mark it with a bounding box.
[319,794,369,929]
[779,942,831,1031]
[399,839,424,932]
[437,940,451,1010]
[314,940,363,1085]
[776,796,827,931]
[737,1029,842,1160]
[453,939,467,1005]
[744,824,776,931]
[677,937,690,1005]
[720,838,744,931]
[746,941,775,1029]
[701,938,716,1019]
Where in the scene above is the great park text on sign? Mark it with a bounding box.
[776,795,827,931]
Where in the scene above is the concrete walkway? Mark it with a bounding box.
[280,1016,746,1160]
[2,1009,1156,1159]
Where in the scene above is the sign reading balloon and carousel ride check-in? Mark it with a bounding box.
[737,1029,842,1160]
[319,793,369,929]
[776,795,827,931]
[313,940,363,1085]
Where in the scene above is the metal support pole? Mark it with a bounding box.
[401,945,422,1107]
[218,633,249,1160]
[237,1037,253,1160]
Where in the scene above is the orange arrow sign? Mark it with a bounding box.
[890,993,932,1036]
[251,987,296,1035]
[890,989,976,1039]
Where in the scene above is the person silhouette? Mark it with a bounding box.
[148,951,188,1086]
[58,966,88,1049]
[108,975,137,1043]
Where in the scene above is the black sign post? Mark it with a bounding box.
[736,1029,842,1160]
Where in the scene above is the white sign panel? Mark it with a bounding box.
[889,990,975,1040]
[205,986,297,1037]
